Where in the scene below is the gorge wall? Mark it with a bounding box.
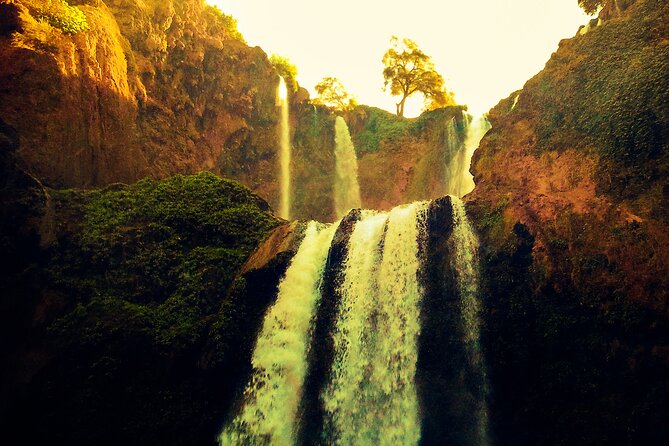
[0,0,667,445]
[467,0,668,443]
[0,0,473,222]
[0,0,281,197]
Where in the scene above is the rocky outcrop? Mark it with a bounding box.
[0,0,282,203]
[467,0,668,443]
[288,105,468,221]
[352,106,468,211]
[470,0,668,311]
[0,0,472,222]
[0,171,281,446]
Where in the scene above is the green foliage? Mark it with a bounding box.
[204,4,245,42]
[1,173,281,445]
[35,0,89,35]
[578,0,605,14]
[352,105,465,153]
[382,36,451,117]
[313,77,357,111]
[353,106,411,153]
[48,172,278,349]
[577,0,635,14]
[270,53,298,92]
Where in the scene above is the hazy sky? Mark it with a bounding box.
[208,0,591,116]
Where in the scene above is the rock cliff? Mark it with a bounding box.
[0,0,667,445]
[467,0,668,443]
[0,0,281,200]
[0,0,469,221]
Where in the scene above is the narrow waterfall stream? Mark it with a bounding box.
[220,198,489,445]
[443,117,462,196]
[445,115,491,198]
[278,76,291,220]
[333,116,362,218]
[450,196,491,445]
[220,221,338,445]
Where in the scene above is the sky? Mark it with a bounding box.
[208,0,592,117]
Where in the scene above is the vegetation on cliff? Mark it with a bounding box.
[529,0,668,204]
[382,36,455,117]
[313,76,357,111]
[466,1,668,443]
[1,172,280,445]
[32,0,89,34]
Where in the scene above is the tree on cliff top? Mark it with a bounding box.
[204,5,245,42]
[382,36,449,117]
[578,0,630,15]
[313,77,357,110]
[578,0,605,14]
[270,54,298,92]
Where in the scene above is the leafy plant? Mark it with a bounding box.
[204,4,245,42]
[313,77,357,110]
[35,0,89,35]
[270,54,298,92]
[382,36,453,116]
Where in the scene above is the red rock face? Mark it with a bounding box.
[0,1,142,186]
[0,2,477,222]
[469,0,668,312]
[0,0,281,203]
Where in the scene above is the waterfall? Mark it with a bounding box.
[220,198,490,445]
[220,221,338,446]
[333,116,362,218]
[322,202,429,445]
[450,196,490,445]
[445,115,491,198]
[443,117,462,196]
[278,76,291,220]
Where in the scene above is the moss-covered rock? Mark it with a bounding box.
[1,172,280,446]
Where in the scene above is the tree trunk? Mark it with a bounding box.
[397,96,407,117]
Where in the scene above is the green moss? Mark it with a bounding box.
[291,104,336,221]
[352,105,466,154]
[20,173,280,444]
[353,106,411,153]
[50,172,277,313]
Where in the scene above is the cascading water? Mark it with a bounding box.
[221,197,490,445]
[277,76,291,220]
[220,221,338,445]
[450,196,490,445]
[333,116,362,218]
[445,115,491,198]
[443,117,463,196]
[322,202,428,445]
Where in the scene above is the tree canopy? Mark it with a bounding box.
[313,77,357,110]
[578,0,605,14]
[382,36,452,117]
[578,0,631,15]
[270,54,298,92]
[204,5,245,42]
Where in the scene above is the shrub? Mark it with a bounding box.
[204,5,245,43]
[35,0,89,35]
